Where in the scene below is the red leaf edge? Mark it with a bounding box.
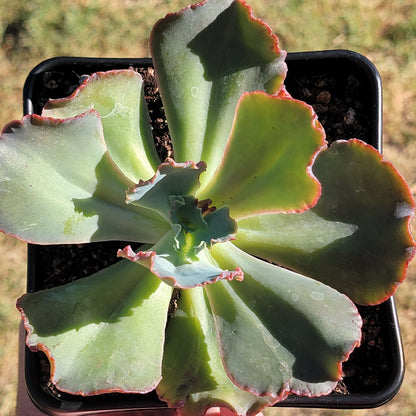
[0,110,106,244]
[126,160,207,201]
[213,90,327,218]
[16,295,160,396]
[211,290,362,403]
[333,139,416,304]
[42,69,142,112]
[2,109,103,134]
[117,245,244,289]
[149,0,287,91]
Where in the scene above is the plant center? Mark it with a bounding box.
[169,194,237,261]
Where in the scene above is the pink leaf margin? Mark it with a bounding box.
[1,109,103,135]
[42,69,142,112]
[126,160,207,203]
[117,245,244,289]
[337,139,416,304]
[149,0,288,95]
[0,110,106,244]
[211,293,362,404]
[16,295,160,396]
[207,89,327,219]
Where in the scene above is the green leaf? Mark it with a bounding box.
[157,287,275,416]
[207,242,362,399]
[42,69,159,182]
[126,160,206,222]
[18,259,173,395]
[170,195,207,234]
[150,0,287,187]
[192,205,238,246]
[198,92,325,219]
[0,112,168,244]
[235,140,416,305]
[118,229,243,288]
[169,196,238,256]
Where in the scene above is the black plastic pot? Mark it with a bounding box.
[22,50,404,415]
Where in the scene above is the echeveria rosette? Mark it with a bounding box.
[0,1,413,416]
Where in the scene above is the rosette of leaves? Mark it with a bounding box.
[0,1,414,415]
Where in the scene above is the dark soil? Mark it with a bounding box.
[27,58,393,407]
[285,71,369,144]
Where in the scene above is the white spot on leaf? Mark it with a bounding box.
[394,201,414,219]
[311,291,324,301]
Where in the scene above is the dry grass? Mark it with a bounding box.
[1,0,416,415]
[0,235,26,416]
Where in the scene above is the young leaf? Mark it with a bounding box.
[157,287,275,416]
[150,0,287,187]
[0,112,168,244]
[43,69,160,182]
[118,228,243,289]
[126,160,207,222]
[18,259,173,395]
[198,92,325,219]
[235,140,416,305]
[207,242,362,399]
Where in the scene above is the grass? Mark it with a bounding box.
[1,0,415,415]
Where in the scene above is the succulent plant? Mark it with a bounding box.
[1,0,414,415]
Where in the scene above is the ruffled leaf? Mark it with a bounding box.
[121,187,241,288]
[150,0,287,187]
[18,260,173,395]
[0,112,168,244]
[169,196,238,255]
[126,160,207,222]
[42,69,159,182]
[207,242,362,400]
[235,140,416,304]
[157,287,275,416]
[118,229,243,289]
[198,92,325,219]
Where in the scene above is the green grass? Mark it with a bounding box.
[1,1,416,415]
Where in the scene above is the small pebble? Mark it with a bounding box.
[344,107,356,125]
[316,90,331,104]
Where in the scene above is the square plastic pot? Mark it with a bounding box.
[21,50,404,415]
